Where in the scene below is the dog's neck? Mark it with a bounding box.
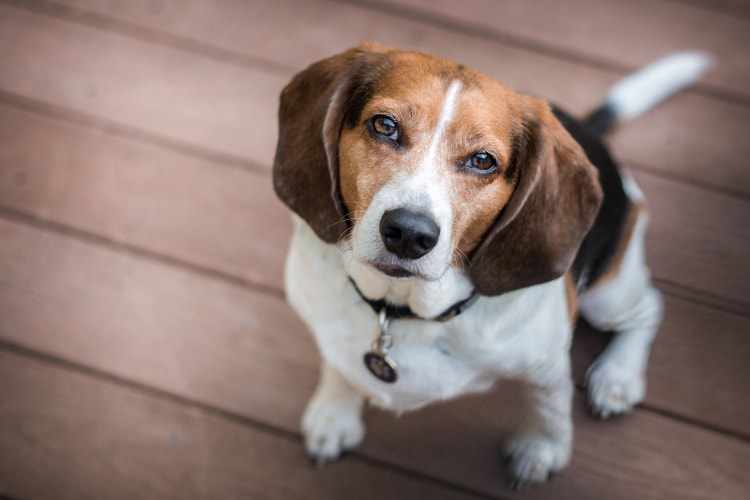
[341,250,476,319]
[349,277,479,322]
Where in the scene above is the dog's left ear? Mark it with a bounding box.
[469,97,603,296]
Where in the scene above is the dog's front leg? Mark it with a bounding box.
[504,355,574,489]
[302,361,366,466]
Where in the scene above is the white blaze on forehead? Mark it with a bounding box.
[409,79,463,212]
[423,80,463,166]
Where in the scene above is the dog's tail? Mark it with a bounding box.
[584,52,711,137]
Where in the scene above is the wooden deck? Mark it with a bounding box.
[1,1,748,498]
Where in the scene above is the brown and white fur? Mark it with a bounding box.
[273,43,709,488]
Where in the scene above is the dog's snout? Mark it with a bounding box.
[379,208,440,260]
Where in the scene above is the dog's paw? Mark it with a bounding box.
[586,360,645,419]
[301,395,365,466]
[504,434,571,490]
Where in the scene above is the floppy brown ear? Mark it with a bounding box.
[469,97,603,296]
[273,43,392,243]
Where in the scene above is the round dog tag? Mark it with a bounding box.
[363,350,398,383]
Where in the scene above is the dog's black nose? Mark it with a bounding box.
[380,208,440,260]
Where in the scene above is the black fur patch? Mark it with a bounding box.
[583,103,618,137]
[505,119,538,184]
[553,107,631,290]
[344,79,376,130]
[343,55,396,130]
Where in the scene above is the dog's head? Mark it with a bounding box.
[274,43,602,296]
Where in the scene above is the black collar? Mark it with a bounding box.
[350,278,479,322]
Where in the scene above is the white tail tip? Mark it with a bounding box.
[607,51,712,121]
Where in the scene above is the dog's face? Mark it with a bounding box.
[274,43,602,295]
[338,56,524,281]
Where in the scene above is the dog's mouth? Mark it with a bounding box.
[373,262,417,279]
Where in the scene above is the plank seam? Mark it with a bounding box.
[341,0,750,108]
[663,0,750,21]
[653,278,750,318]
[0,89,268,176]
[0,340,499,500]
[0,0,296,78]
[638,401,750,444]
[572,380,750,443]
[624,161,750,202]
[0,205,284,301]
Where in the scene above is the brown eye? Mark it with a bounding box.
[371,115,399,141]
[466,152,498,173]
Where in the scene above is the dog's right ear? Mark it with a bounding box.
[273,43,393,243]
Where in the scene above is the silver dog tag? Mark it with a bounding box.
[363,309,398,383]
[364,350,398,383]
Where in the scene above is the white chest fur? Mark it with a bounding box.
[285,218,572,411]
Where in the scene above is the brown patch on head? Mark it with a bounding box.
[275,44,601,295]
[337,52,526,261]
[339,52,460,220]
[445,79,529,260]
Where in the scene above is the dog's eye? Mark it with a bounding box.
[371,115,399,141]
[465,152,498,173]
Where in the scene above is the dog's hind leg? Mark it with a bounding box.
[579,186,664,418]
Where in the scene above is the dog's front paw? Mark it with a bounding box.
[586,360,645,419]
[504,434,571,490]
[301,394,365,466]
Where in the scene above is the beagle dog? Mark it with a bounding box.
[273,43,708,488]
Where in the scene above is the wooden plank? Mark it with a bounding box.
[2,1,750,196]
[676,0,750,19]
[572,300,750,437]
[612,92,750,198]
[0,350,481,500]
[1,217,749,500]
[1,102,747,309]
[0,217,316,431]
[361,392,750,500]
[0,3,285,166]
[364,0,750,101]
[7,348,747,500]
[0,104,290,291]
[640,169,750,310]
